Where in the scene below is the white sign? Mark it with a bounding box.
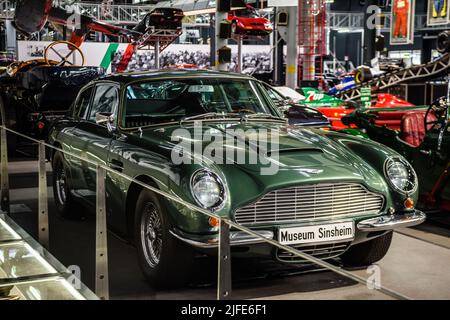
[268,0,298,7]
[279,222,355,245]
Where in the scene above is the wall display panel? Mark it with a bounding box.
[390,0,415,45]
[427,0,450,26]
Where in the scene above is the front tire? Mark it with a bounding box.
[134,189,194,289]
[52,151,83,219]
[341,232,393,267]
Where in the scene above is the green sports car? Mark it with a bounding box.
[48,70,425,288]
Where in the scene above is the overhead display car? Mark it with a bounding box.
[133,7,184,33]
[48,70,425,288]
[228,5,273,36]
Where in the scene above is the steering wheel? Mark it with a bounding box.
[44,41,85,67]
[425,97,448,135]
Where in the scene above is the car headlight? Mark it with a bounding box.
[384,157,418,194]
[191,170,226,211]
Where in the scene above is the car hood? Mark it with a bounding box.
[136,121,384,183]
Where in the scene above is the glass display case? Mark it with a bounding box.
[0,214,97,300]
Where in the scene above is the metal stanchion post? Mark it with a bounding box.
[0,126,10,214]
[155,39,160,69]
[237,36,243,73]
[95,165,109,300]
[217,219,232,300]
[38,142,49,249]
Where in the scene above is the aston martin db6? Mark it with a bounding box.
[48,70,425,288]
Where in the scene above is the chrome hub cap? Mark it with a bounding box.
[140,203,163,268]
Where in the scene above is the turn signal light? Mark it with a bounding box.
[404,198,415,210]
[209,217,220,228]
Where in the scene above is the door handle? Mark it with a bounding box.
[109,159,123,172]
[420,150,432,155]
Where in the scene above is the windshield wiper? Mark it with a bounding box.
[179,112,239,125]
[242,113,286,123]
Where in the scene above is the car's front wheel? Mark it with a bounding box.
[341,231,393,267]
[52,151,83,220]
[134,189,194,289]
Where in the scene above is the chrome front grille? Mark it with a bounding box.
[234,183,384,225]
[276,241,351,263]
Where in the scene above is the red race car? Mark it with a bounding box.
[371,93,415,108]
[228,5,273,36]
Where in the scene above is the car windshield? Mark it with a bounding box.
[235,8,260,18]
[123,78,277,127]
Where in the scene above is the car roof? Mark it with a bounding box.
[97,69,255,85]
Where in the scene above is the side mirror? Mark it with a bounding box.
[96,112,115,132]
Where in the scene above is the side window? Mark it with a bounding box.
[73,87,93,119]
[88,85,119,123]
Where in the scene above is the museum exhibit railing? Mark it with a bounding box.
[0,125,412,301]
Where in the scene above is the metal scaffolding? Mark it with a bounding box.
[0,1,154,25]
[298,0,327,83]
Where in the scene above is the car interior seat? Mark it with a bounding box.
[400,111,437,147]
[372,111,411,131]
[172,91,205,116]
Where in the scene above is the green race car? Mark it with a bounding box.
[48,70,425,288]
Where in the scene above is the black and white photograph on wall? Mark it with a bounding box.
[25,44,45,58]
[427,0,450,25]
[110,45,274,76]
[390,0,415,45]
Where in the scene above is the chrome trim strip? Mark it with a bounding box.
[357,210,426,231]
[170,230,274,248]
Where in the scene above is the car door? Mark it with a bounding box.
[69,82,120,204]
[58,85,94,186]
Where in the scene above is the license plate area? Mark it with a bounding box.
[278,222,355,245]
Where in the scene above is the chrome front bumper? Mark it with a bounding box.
[170,230,274,249]
[357,210,426,231]
[171,210,426,248]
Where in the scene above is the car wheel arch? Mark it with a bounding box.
[125,175,161,242]
[50,142,62,162]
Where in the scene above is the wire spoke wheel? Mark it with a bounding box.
[140,202,163,268]
[55,164,67,206]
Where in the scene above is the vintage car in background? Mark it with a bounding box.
[133,7,184,32]
[0,55,103,153]
[48,70,425,288]
[263,84,330,127]
[342,96,450,213]
[228,5,273,36]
